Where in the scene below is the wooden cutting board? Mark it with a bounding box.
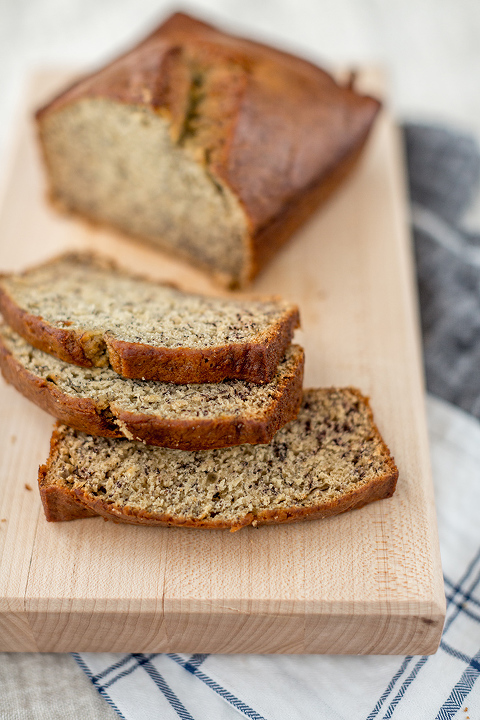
[0,71,445,654]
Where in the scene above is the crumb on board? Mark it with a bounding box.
[24,484,32,491]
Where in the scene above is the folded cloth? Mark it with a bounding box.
[65,124,480,719]
[406,124,480,419]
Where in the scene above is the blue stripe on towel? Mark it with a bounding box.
[168,653,267,720]
[72,652,128,720]
[367,546,480,719]
[435,650,480,719]
[132,654,196,720]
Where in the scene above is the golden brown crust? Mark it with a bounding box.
[0,329,304,450]
[0,252,300,382]
[38,426,97,521]
[112,350,303,450]
[38,443,98,521]
[249,130,372,278]
[35,12,381,286]
[0,280,97,368]
[105,308,299,383]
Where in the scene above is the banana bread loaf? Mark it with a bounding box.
[0,324,304,450]
[39,388,398,530]
[36,12,381,287]
[0,252,299,383]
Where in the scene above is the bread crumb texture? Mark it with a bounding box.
[44,389,398,526]
[1,253,294,353]
[39,99,250,282]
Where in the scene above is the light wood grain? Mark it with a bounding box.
[0,71,445,654]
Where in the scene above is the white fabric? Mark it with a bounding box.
[74,395,480,720]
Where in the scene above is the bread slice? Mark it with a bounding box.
[38,389,398,530]
[0,324,304,450]
[0,252,299,383]
[35,12,380,287]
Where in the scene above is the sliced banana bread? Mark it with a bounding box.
[0,324,304,450]
[35,12,380,287]
[0,252,299,383]
[39,389,398,530]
